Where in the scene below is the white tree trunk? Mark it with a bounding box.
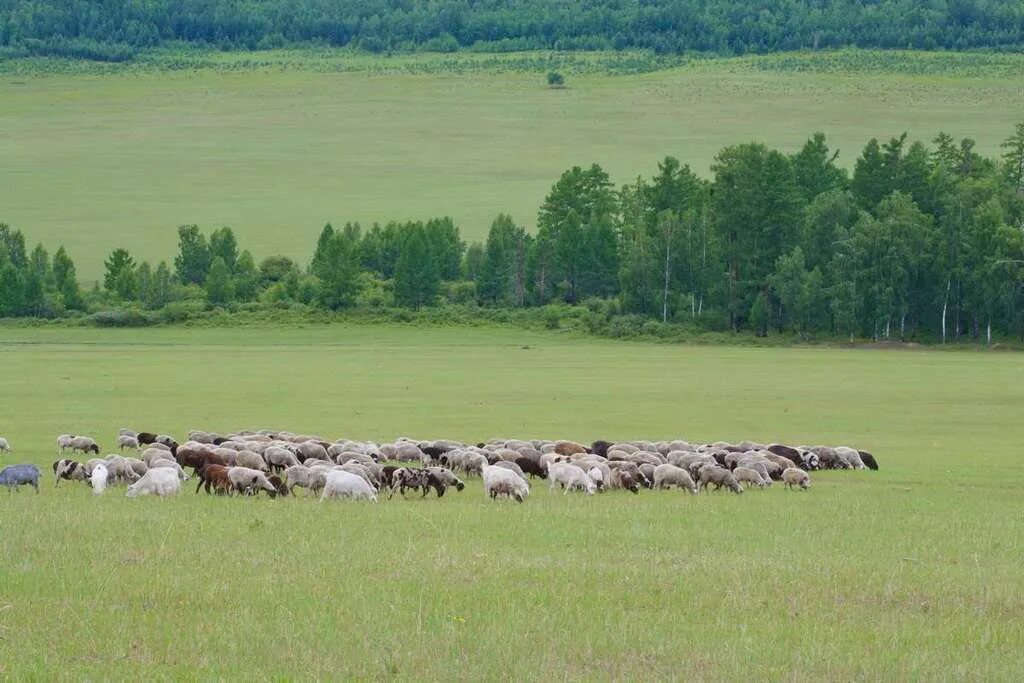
[941,278,950,344]
[662,242,671,323]
[987,320,992,346]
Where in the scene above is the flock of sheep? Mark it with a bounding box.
[0,429,878,501]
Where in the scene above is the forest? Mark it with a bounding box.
[2,124,1024,344]
[1,0,1023,61]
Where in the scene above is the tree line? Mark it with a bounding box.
[2,123,1024,344]
[1,0,1022,62]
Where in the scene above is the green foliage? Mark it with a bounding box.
[313,232,362,310]
[174,224,211,285]
[546,71,564,87]
[103,248,137,300]
[204,256,233,306]
[394,224,440,308]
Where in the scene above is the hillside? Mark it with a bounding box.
[1,0,1022,61]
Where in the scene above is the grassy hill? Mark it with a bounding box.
[1,49,1022,280]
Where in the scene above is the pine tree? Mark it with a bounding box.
[314,234,362,310]
[394,225,439,308]
[205,256,233,305]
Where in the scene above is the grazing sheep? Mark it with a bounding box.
[126,468,181,498]
[420,467,464,498]
[118,428,137,438]
[782,467,811,490]
[117,435,139,451]
[590,440,613,458]
[90,463,108,495]
[283,465,327,496]
[294,441,330,463]
[547,462,596,495]
[69,436,100,455]
[390,467,427,497]
[835,446,867,470]
[652,464,698,494]
[320,470,378,502]
[227,467,277,496]
[0,437,10,454]
[697,466,743,494]
[196,464,234,495]
[586,466,605,491]
[553,441,588,456]
[57,434,76,454]
[53,459,88,485]
[264,446,301,472]
[515,457,546,479]
[733,466,769,488]
[0,464,40,492]
[606,468,640,494]
[482,465,530,503]
[103,455,140,483]
[136,432,158,446]
[267,475,289,498]
[339,462,379,488]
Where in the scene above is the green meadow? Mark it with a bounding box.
[0,324,1021,679]
[2,49,1022,280]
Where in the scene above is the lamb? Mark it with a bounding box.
[126,467,181,498]
[482,465,530,502]
[320,470,378,502]
[117,434,139,451]
[0,437,10,454]
[266,475,289,498]
[733,466,769,488]
[283,465,327,496]
[69,436,100,455]
[697,466,744,494]
[782,467,811,490]
[196,464,234,495]
[547,462,596,495]
[0,464,40,492]
[652,464,698,494]
[90,463,108,495]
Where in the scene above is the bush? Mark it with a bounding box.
[157,300,206,324]
[89,309,153,327]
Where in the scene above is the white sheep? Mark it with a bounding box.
[117,434,140,451]
[227,467,277,496]
[482,465,530,502]
[320,470,378,502]
[68,436,100,455]
[0,437,10,454]
[57,434,75,454]
[547,462,596,495]
[90,463,108,495]
[126,468,181,498]
[234,450,269,472]
[284,465,327,496]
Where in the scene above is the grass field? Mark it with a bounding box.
[1,49,1023,280]
[0,324,1022,678]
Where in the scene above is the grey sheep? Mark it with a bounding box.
[782,467,811,490]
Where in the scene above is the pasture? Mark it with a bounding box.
[0,324,1022,678]
[2,50,1023,280]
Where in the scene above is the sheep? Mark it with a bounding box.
[118,428,137,438]
[697,466,743,494]
[226,467,277,496]
[339,462,379,488]
[389,467,427,497]
[835,446,867,470]
[234,450,269,473]
[553,440,588,456]
[782,467,811,490]
[0,464,40,492]
[294,441,330,463]
[266,475,289,498]
[57,434,76,454]
[53,459,88,485]
[69,436,100,455]
[422,467,464,497]
[547,462,596,495]
[515,457,546,479]
[482,465,529,503]
[0,437,10,454]
[117,435,139,451]
[736,458,774,483]
[126,468,181,498]
[136,432,158,446]
[103,455,140,483]
[606,468,640,494]
[586,466,605,491]
[90,463,108,495]
[264,446,301,472]
[320,470,378,502]
[283,465,327,496]
[733,466,769,488]
[196,464,234,495]
[652,464,698,494]
[590,440,613,457]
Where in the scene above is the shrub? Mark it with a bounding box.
[89,309,153,327]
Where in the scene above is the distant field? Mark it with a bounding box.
[0,324,1022,678]
[1,49,1022,280]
